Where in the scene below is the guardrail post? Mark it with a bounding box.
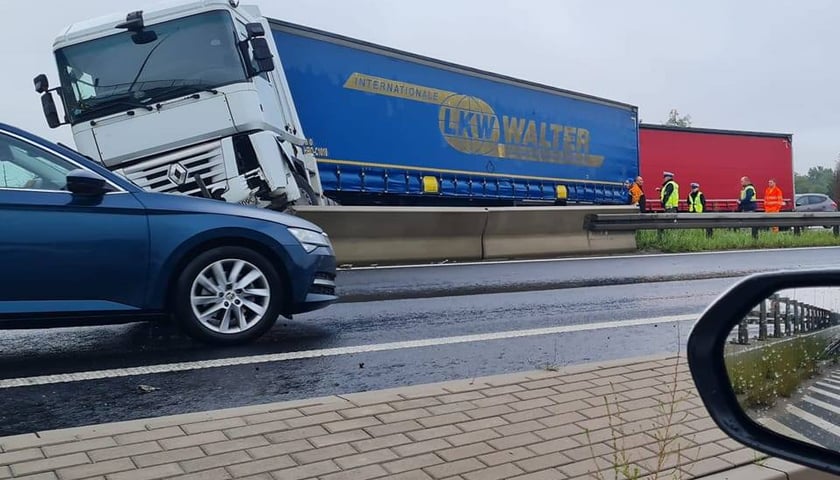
[758,300,768,340]
[751,227,759,240]
[834,226,839,237]
[805,306,812,332]
[794,226,802,236]
[705,228,713,238]
[782,298,792,336]
[772,295,781,338]
[738,317,749,345]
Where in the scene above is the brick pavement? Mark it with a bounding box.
[0,355,778,479]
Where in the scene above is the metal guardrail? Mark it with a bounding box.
[585,212,840,238]
[735,295,837,345]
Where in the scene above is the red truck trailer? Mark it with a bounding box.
[639,124,794,212]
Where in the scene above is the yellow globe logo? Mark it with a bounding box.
[438,94,500,156]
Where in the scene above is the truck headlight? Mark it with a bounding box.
[288,227,331,253]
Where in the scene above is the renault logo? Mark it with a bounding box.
[167,163,189,185]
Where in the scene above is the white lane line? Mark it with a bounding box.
[756,416,822,447]
[816,382,840,393]
[786,404,840,437]
[804,395,840,416]
[811,386,840,401]
[0,314,697,389]
[343,246,840,270]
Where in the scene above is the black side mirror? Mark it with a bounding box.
[246,22,265,38]
[687,270,840,476]
[41,92,62,129]
[250,38,275,74]
[66,169,110,196]
[131,30,158,45]
[34,74,49,93]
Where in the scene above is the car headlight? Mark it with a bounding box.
[288,227,331,253]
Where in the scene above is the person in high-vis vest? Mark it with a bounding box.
[764,178,784,233]
[738,176,758,212]
[629,176,645,212]
[688,182,706,213]
[660,171,679,213]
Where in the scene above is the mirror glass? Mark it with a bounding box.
[724,287,840,450]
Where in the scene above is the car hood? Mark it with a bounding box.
[133,191,324,231]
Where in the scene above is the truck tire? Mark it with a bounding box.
[294,172,318,206]
[173,246,285,345]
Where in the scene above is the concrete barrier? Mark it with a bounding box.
[293,205,638,266]
[292,206,487,265]
[483,206,638,259]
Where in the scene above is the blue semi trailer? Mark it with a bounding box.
[271,20,640,207]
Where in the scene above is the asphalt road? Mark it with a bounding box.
[2,247,840,436]
[0,277,725,436]
[336,247,840,302]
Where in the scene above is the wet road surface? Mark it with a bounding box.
[337,246,840,301]
[1,276,730,436]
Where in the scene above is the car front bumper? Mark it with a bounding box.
[290,249,338,314]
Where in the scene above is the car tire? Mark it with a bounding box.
[173,246,285,345]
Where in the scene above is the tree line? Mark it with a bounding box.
[795,163,840,199]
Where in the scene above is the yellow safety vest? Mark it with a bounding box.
[740,185,756,201]
[689,191,704,213]
[661,180,679,208]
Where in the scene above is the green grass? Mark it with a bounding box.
[724,335,830,409]
[637,228,840,253]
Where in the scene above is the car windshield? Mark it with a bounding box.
[55,10,246,124]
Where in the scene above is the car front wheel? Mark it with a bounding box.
[174,246,285,345]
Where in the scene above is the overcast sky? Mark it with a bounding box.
[1,0,837,173]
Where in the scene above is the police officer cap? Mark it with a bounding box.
[663,171,674,177]
[691,182,700,188]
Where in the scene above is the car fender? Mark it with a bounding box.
[144,216,299,309]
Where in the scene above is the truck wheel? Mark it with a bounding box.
[173,246,285,345]
[294,172,318,206]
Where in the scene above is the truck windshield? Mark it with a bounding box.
[55,10,246,124]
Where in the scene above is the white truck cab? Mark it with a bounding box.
[34,0,324,208]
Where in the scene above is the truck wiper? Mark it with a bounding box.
[78,96,155,121]
[140,84,220,105]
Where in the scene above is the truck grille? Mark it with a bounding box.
[118,141,228,195]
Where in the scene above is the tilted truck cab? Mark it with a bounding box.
[34,0,324,209]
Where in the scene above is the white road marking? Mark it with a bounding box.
[804,395,840,416]
[756,416,822,447]
[811,386,840,401]
[342,246,840,270]
[0,314,697,389]
[786,404,840,436]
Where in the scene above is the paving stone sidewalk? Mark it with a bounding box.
[0,355,798,480]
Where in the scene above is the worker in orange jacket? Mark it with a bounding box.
[764,178,784,233]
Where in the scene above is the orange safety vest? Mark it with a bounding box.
[764,186,784,212]
[629,183,643,205]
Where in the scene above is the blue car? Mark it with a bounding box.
[0,123,337,345]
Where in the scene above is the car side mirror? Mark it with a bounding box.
[66,169,110,196]
[687,270,840,476]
